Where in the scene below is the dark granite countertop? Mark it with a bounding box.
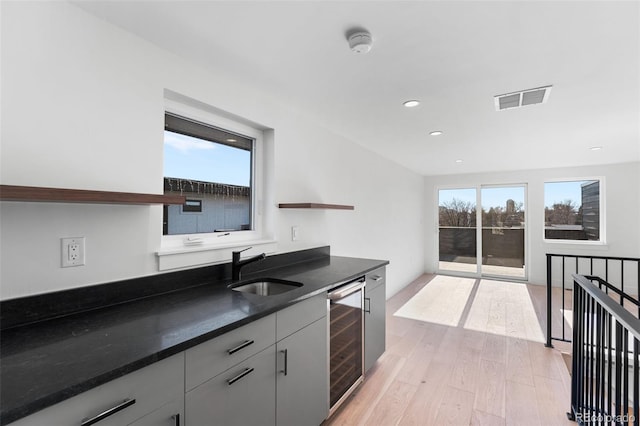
[0,248,388,425]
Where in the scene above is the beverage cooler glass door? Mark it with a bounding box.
[328,279,365,413]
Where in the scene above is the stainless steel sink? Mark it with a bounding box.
[229,278,303,296]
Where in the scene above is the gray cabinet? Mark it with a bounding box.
[129,399,183,426]
[275,293,328,426]
[185,346,276,426]
[183,313,276,426]
[8,354,184,426]
[10,293,333,426]
[276,318,328,426]
[364,268,386,372]
[184,293,329,426]
[185,313,276,391]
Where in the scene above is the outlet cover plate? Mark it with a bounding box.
[61,237,85,267]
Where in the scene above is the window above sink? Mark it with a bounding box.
[158,90,276,270]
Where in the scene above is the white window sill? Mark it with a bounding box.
[543,240,610,252]
[156,239,277,271]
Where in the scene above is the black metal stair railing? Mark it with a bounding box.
[570,274,640,425]
[546,254,640,348]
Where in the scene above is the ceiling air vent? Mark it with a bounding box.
[494,85,552,111]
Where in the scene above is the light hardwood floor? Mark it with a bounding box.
[324,274,574,426]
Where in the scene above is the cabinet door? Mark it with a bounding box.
[128,398,183,426]
[276,318,328,426]
[8,354,184,426]
[364,283,386,372]
[185,346,276,426]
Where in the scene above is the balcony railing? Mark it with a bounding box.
[570,274,640,425]
[546,254,640,348]
[439,227,525,266]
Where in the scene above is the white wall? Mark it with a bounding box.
[0,1,425,299]
[424,162,640,285]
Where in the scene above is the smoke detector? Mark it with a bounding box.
[347,31,373,54]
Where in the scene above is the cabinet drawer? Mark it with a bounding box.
[366,267,386,292]
[185,313,276,391]
[276,293,326,341]
[129,398,183,426]
[185,346,276,426]
[9,353,184,426]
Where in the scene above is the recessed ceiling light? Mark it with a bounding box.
[403,100,420,108]
[430,131,443,136]
[590,146,602,151]
[455,159,463,163]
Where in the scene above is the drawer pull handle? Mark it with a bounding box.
[371,275,383,282]
[227,339,254,355]
[280,349,288,376]
[172,413,181,426]
[80,398,136,426]
[328,280,365,300]
[227,367,255,385]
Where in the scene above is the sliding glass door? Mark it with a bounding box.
[438,188,477,274]
[480,186,526,278]
[438,185,527,280]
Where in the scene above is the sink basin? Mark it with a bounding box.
[229,278,303,296]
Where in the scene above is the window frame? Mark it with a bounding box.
[159,97,272,260]
[163,112,255,235]
[542,176,606,245]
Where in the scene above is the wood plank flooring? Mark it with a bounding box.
[324,274,573,426]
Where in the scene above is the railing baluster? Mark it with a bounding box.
[547,254,553,348]
[616,321,623,422]
[622,261,625,306]
[563,256,567,341]
[578,291,587,414]
[587,295,592,414]
[603,315,608,426]
[609,314,614,423]
[623,328,630,424]
[595,302,602,421]
[592,297,597,414]
[634,339,638,426]
[576,256,580,276]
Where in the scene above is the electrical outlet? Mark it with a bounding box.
[62,237,85,267]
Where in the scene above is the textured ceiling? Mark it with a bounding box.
[74,1,640,176]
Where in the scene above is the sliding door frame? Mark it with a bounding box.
[479,183,528,281]
[436,183,529,282]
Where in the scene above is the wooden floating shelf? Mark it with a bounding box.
[278,203,354,210]
[0,185,187,205]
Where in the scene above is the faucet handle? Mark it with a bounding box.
[233,247,252,256]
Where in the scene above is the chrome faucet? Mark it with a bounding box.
[231,247,266,281]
